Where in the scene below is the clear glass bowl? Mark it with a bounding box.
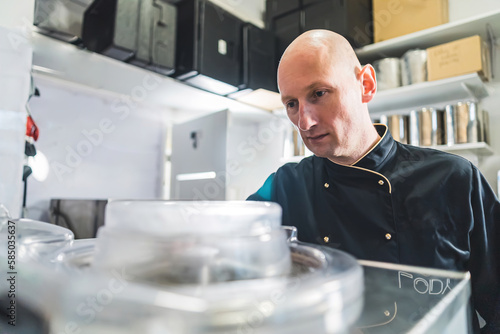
[48,239,363,334]
[0,218,74,262]
[93,226,292,284]
[92,200,291,283]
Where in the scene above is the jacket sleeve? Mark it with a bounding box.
[246,173,275,202]
[468,164,500,333]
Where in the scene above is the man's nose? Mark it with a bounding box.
[297,103,317,131]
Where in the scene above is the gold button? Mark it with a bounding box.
[324,183,330,188]
[378,180,384,185]
[384,310,390,317]
[385,233,392,240]
[324,236,329,243]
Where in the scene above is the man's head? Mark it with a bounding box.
[278,30,378,165]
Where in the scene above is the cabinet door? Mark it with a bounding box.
[170,110,228,200]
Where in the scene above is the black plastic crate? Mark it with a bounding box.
[82,0,176,74]
[303,0,373,48]
[175,0,243,94]
[241,24,277,92]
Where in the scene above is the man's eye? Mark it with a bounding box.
[315,91,326,98]
[286,101,297,109]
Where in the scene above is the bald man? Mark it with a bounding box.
[248,30,499,333]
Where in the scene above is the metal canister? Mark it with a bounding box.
[483,110,490,144]
[373,58,401,91]
[419,107,444,146]
[409,109,420,146]
[401,49,427,86]
[283,125,306,157]
[378,115,388,125]
[444,104,456,146]
[293,127,306,156]
[387,114,409,144]
[454,101,482,144]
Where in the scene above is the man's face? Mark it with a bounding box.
[278,51,365,161]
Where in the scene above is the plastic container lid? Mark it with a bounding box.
[104,200,282,237]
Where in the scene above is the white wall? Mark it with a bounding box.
[226,114,287,200]
[0,0,34,30]
[449,0,500,21]
[0,26,32,217]
[25,75,173,220]
[476,84,500,195]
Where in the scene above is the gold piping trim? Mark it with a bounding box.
[348,165,392,194]
[351,123,388,166]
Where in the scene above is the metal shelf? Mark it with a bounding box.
[280,143,494,164]
[368,73,489,115]
[431,142,494,157]
[355,9,500,63]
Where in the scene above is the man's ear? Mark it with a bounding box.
[359,64,377,103]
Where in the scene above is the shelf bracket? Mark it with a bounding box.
[460,82,479,101]
[486,23,497,80]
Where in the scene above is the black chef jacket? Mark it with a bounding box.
[247,124,499,333]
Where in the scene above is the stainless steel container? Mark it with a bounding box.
[483,109,490,144]
[373,58,401,91]
[283,125,306,158]
[409,109,420,146]
[419,107,444,146]
[401,49,427,86]
[293,127,306,156]
[387,114,409,144]
[444,104,456,146]
[454,101,482,144]
[378,114,388,126]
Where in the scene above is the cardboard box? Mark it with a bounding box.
[373,0,448,43]
[426,35,491,82]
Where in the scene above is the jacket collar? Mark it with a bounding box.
[323,124,396,172]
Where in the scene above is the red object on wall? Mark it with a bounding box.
[26,115,39,141]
